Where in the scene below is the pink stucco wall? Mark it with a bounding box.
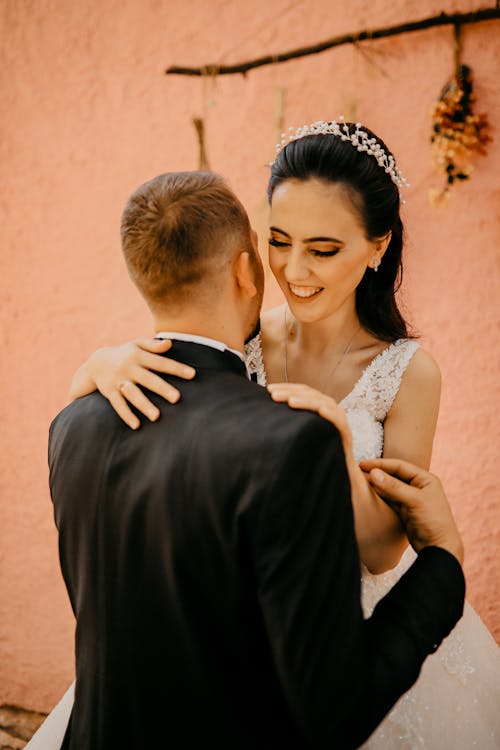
[1,0,499,712]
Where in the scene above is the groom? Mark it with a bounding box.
[49,171,465,749]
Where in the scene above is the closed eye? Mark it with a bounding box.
[310,249,340,257]
[268,238,290,247]
[269,238,340,256]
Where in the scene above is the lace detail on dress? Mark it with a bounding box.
[243,334,420,464]
[341,338,420,421]
[341,339,419,463]
[244,332,267,386]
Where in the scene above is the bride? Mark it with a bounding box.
[29,120,500,748]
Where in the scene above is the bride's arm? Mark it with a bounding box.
[382,348,441,471]
[69,338,196,429]
[268,350,441,574]
[364,348,441,571]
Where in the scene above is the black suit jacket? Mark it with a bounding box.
[49,341,465,749]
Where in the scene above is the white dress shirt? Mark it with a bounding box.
[155,332,247,370]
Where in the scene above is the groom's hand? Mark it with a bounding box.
[360,458,464,566]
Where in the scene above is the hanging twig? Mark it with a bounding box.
[192,118,210,170]
[352,42,391,79]
[273,87,286,149]
[166,7,500,77]
[453,23,463,78]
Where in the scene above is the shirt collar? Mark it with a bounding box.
[155,332,245,363]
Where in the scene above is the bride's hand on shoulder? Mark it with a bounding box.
[69,338,196,430]
[267,383,354,462]
[268,382,407,573]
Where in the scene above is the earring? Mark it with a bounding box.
[373,258,380,272]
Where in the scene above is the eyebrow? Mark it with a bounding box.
[269,226,344,244]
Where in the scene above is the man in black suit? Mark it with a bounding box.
[49,171,465,749]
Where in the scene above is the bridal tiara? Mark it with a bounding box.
[273,117,410,193]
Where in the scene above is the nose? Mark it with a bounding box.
[283,246,310,283]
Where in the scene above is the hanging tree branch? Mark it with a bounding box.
[166,7,500,77]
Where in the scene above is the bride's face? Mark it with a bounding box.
[269,178,379,324]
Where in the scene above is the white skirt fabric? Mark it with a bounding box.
[361,548,500,748]
[25,683,74,750]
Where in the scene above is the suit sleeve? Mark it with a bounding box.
[254,415,465,749]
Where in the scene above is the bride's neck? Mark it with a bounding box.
[290,303,361,355]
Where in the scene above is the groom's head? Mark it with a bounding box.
[121,171,264,341]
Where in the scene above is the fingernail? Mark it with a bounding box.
[148,410,159,420]
[168,393,180,404]
[186,368,196,378]
[372,469,385,483]
[131,420,140,430]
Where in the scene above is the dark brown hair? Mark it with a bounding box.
[121,171,253,308]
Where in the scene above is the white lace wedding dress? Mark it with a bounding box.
[27,336,500,749]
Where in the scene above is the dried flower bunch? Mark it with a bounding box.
[429,65,491,206]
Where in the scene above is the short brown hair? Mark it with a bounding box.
[121,171,253,308]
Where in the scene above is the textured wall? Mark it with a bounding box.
[1,0,499,712]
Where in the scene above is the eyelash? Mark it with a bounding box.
[268,238,339,258]
[310,249,339,257]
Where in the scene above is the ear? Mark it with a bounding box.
[233,251,259,298]
[369,230,392,270]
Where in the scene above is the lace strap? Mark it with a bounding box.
[244,332,267,386]
[350,338,420,420]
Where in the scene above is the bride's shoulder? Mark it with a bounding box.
[402,346,441,388]
[391,345,441,414]
[260,305,286,348]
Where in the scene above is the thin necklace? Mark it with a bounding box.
[283,307,361,390]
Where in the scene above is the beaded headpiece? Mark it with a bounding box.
[274,117,409,193]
